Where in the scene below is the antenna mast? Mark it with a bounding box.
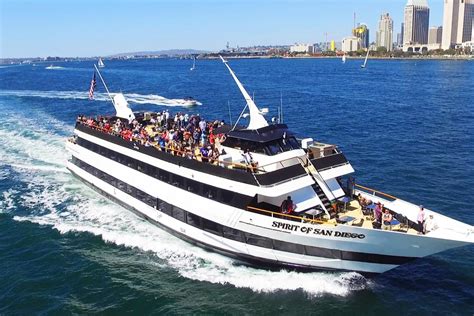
[94,64,115,106]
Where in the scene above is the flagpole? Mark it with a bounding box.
[93,64,115,106]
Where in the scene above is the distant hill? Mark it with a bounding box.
[110,49,212,57]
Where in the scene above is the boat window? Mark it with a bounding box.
[202,218,222,235]
[172,206,186,222]
[137,162,147,173]
[100,146,108,156]
[273,240,305,254]
[245,232,273,249]
[145,195,155,207]
[304,246,341,259]
[117,180,125,191]
[220,190,235,204]
[160,170,170,183]
[160,200,172,216]
[186,212,201,227]
[288,137,300,149]
[203,184,217,199]
[172,175,184,188]
[126,157,136,169]
[126,184,136,197]
[222,226,246,242]
[186,179,200,193]
[266,141,282,155]
[279,138,292,152]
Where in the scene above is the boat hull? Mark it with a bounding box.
[65,134,472,274]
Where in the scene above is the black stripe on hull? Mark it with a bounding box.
[67,165,417,274]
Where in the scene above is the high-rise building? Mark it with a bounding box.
[289,43,314,54]
[428,26,443,44]
[353,24,370,49]
[403,0,430,47]
[400,23,405,44]
[442,0,474,49]
[376,13,394,51]
[342,36,361,52]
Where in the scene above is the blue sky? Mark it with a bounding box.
[1,0,444,58]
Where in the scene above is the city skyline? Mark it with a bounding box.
[1,0,445,58]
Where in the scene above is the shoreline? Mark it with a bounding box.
[203,55,474,61]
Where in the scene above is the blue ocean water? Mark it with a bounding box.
[0,58,473,315]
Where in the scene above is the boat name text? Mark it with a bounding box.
[271,221,365,239]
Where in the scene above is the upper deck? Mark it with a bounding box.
[74,112,352,187]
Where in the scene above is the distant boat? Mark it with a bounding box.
[342,54,346,64]
[361,49,370,68]
[98,58,105,68]
[45,64,64,70]
[190,57,196,71]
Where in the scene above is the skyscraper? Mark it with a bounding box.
[353,24,370,49]
[442,0,474,49]
[403,0,430,47]
[376,13,394,51]
[428,26,443,44]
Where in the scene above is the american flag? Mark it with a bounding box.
[88,71,97,100]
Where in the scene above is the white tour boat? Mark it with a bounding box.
[66,58,474,274]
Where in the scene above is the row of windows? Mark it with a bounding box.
[76,137,250,209]
[71,156,342,259]
[223,137,300,156]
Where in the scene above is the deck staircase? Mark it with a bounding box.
[312,182,333,211]
[299,159,335,212]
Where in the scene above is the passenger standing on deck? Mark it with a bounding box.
[281,196,296,214]
[424,214,438,233]
[382,209,393,230]
[374,202,382,223]
[417,205,426,234]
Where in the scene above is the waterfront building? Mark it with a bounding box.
[428,26,443,44]
[403,0,430,49]
[442,0,474,49]
[352,24,370,49]
[289,43,314,54]
[341,36,360,52]
[376,13,394,51]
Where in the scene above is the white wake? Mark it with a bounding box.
[0,90,202,107]
[0,103,369,297]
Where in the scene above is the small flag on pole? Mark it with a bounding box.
[88,71,97,100]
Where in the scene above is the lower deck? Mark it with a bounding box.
[248,198,420,235]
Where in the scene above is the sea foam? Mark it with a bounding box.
[0,90,202,107]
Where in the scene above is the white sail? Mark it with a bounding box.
[190,57,195,71]
[113,93,135,121]
[220,56,268,130]
[361,49,369,68]
[98,58,105,68]
[342,54,346,63]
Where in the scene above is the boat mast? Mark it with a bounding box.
[94,64,115,106]
[219,55,268,130]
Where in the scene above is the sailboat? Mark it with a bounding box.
[98,58,105,68]
[342,54,346,63]
[190,57,196,71]
[361,49,369,68]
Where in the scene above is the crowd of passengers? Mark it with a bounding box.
[357,194,438,233]
[77,111,232,165]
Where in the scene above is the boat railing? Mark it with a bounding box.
[354,184,398,202]
[75,120,302,174]
[257,155,307,172]
[247,206,337,226]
